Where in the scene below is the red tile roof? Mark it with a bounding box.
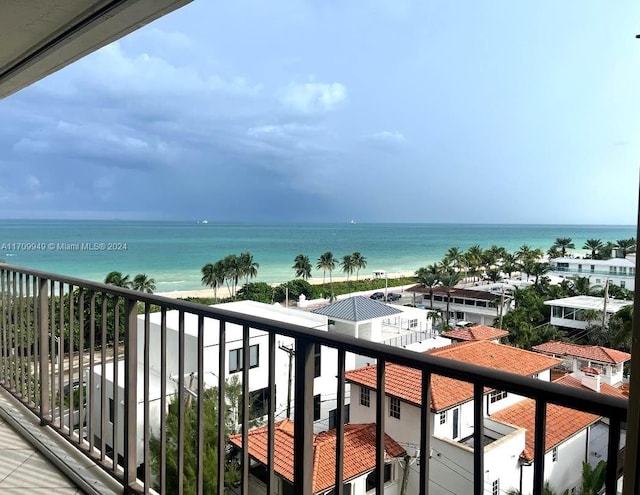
[441,325,508,342]
[345,341,561,411]
[229,420,405,494]
[532,341,630,365]
[491,398,600,461]
[554,375,627,399]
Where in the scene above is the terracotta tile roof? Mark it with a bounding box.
[345,341,561,411]
[554,375,627,399]
[229,420,405,494]
[532,341,631,365]
[441,325,508,342]
[491,398,600,461]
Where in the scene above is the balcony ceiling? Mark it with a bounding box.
[0,0,191,100]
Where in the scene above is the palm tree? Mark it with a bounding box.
[552,237,575,257]
[530,262,550,286]
[615,238,636,257]
[516,244,538,264]
[415,267,439,309]
[104,271,131,288]
[132,273,156,293]
[239,252,259,286]
[444,247,462,273]
[292,254,312,280]
[439,272,461,328]
[201,261,225,302]
[501,253,519,278]
[351,252,367,281]
[317,252,336,294]
[485,268,502,283]
[583,239,603,259]
[340,254,355,281]
[571,276,592,296]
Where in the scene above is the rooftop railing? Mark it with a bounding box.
[0,264,631,495]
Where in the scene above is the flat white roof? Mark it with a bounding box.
[551,257,635,268]
[141,300,328,345]
[543,295,632,313]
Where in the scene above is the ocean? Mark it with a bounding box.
[0,221,635,292]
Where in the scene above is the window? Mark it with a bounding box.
[409,319,418,329]
[314,343,321,378]
[360,387,371,407]
[596,278,601,284]
[590,265,595,273]
[578,264,583,272]
[229,345,259,373]
[489,390,508,403]
[328,405,350,429]
[552,447,558,462]
[492,479,500,495]
[621,281,626,289]
[439,411,446,425]
[314,394,321,421]
[390,397,401,419]
[365,464,393,492]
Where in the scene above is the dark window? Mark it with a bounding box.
[360,387,371,407]
[489,390,508,403]
[390,397,400,419]
[314,343,321,378]
[314,394,321,421]
[439,411,446,425]
[328,404,350,430]
[229,344,259,373]
[365,464,392,492]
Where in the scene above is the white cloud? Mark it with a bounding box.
[280,81,347,114]
[370,130,406,143]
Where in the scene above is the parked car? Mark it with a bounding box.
[370,292,385,300]
[386,293,402,302]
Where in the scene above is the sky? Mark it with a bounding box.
[1,1,639,224]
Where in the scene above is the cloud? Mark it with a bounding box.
[280,81,347,114]
[369,130,406,143]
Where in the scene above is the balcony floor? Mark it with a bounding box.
[0,416,83,493]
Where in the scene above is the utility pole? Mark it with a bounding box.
[498,286,505,330]
[602,279,609,330]
[279,344,295,418]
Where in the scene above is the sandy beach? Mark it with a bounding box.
[157,271,416,300]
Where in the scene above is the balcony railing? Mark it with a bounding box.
[0,264,631,495]
[551,266,635,278]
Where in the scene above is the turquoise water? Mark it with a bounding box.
[0,221,635,292]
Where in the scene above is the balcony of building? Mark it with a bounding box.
[0,264,634,495]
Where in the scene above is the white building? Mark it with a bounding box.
[532,341,631,387]
[543,295,632,331]
[549,256,636,291]
[406,285,513,326]
[311,296,443,365]
[345,340,609,495]
[230,419,406,495]
[90,300,354,468]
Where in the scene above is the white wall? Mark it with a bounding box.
[521,430,588,495]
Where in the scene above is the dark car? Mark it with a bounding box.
[386,293,402,302]
[370,292,385,300]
